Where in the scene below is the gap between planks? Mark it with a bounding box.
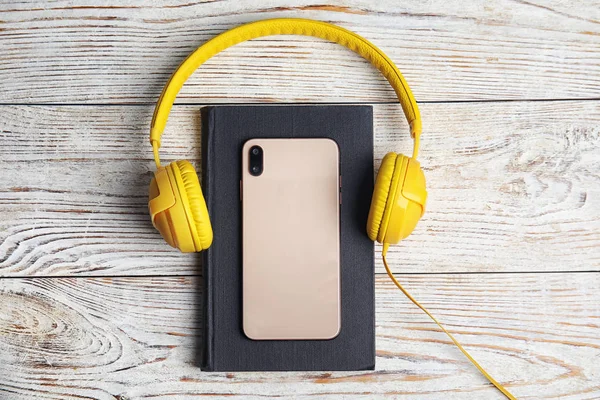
[1,97,600,107]
[1,270,599,280]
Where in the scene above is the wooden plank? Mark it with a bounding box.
[0,273,598,399]
[1,101,598,276]
[0,1,599,103]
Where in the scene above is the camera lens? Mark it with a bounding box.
[248,145,263,176]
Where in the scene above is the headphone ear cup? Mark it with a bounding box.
[368,153,427,245]
[149,173,177,248]
[378,156,427,245]
[171,160,213,251]
[367,153,398,242]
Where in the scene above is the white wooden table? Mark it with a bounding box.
[1,1,599,399]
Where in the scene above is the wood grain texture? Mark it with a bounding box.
[1,0,599,104]
[0,274,598,399]
[1,101,598,276]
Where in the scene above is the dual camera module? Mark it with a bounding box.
[248,146,263,176]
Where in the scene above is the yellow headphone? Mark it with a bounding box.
[148,18,515,399]
[149,18,426,253]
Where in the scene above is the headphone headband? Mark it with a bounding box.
[150,18,422,166]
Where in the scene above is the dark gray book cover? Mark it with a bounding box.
[200,105,374,371]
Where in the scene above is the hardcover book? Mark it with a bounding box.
[200,105,375,371]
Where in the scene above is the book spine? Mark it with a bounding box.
[200,107,214,371]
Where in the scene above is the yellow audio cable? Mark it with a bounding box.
[381,244,516,400]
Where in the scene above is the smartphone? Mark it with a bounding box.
[242,138,341,340]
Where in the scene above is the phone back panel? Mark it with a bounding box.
[242,138,340,340]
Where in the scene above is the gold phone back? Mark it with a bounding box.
[242,138,341,340]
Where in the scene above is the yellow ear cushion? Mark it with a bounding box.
[172,160,213,250]
[367,153,398,242]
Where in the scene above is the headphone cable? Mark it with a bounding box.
[381,245,516,399]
